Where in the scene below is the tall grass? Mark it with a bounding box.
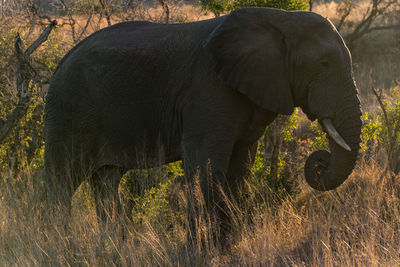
[1,153,399,266]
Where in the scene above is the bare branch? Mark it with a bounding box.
[99,0,112,26]
[25,20,57,57]
[364,23,400,34]
[59,0,77,42]
[343,0,399,46]
[1,0,3,19]
[59,0,94,43]
[157,0,170,24]
[371,87,399,177]
[372,87,392,142]
[76,9,93,42]
[336,0,353,31]
[27,0,53,25]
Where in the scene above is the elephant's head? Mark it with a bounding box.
[204,8,362,191]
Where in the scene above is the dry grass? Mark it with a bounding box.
[235,159,400,266]
[1,154,399,266]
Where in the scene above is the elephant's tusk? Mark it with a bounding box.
[322,119,351,152]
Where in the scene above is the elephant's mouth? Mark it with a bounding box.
[301,107,317,121]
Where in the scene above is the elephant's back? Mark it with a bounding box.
[53,17,222,75]
[48,17,221,100]
[47,17,221,119]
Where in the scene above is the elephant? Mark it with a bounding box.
[44,7,362,241]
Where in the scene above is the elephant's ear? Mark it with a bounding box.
[203,10,294,115]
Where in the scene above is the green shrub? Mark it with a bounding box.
[0,25,69,173]
[201,0,309,16]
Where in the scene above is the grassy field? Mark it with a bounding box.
[1,153,399,265]
[0,1,399,265]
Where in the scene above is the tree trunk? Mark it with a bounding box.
[270,116,286,181]
[1,0,4,19]
[157,0,170,24]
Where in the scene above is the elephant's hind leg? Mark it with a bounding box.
[43,144,84,232]
[89,166,126,226]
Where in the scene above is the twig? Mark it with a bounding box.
[59,0,77,42]
[371,87,398,181]
[336,0,352,31]
[157,0,170,24]
[76,11,93,41]
[99,0,112,26]
[1,0,4,20]
[364,24,400,34]
[59,0,93,43]
[372,87,392,142]
[27,0,53,24]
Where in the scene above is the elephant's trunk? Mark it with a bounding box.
[305,91,362,191]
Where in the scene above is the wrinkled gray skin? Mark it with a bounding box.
[45,7,362,240]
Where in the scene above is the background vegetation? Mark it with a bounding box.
[0,0,399,265]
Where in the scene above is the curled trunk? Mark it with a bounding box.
[305,93,362,191]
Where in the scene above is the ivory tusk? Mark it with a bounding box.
[321,119,351,152]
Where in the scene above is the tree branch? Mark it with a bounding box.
[336,0,352,32]
[59,0,77,42]
[343,0,398,46]
[25,20,57,57]
[371,87,398,177]
[99,0,112,26]
[364,24,400,34]
[157,0,170,24]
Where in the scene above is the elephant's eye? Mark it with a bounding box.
[320,61,329,68]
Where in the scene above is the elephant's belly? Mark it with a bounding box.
[95,94,183,169]
[125,140,182,169]
[99,127,182,169]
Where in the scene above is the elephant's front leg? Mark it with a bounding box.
[181,136,236,247]
[205,141,258,240]
[226,141,258,204]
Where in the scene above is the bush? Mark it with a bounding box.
[0,25,68,173]
[201,0,309,16]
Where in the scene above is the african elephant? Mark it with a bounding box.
[44,7,362,240]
